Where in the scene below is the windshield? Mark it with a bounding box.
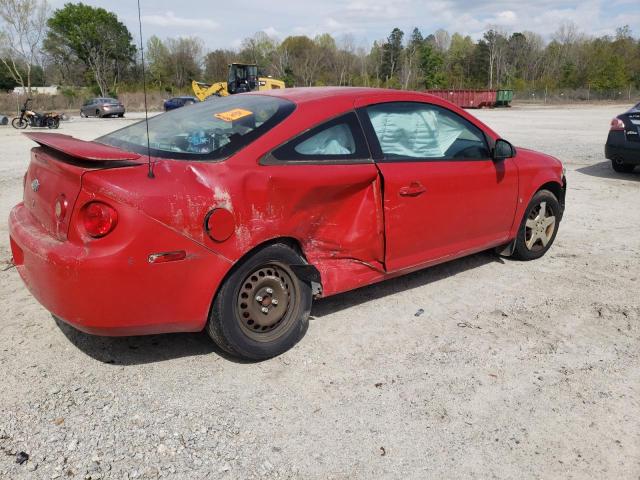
[97,95,295,160]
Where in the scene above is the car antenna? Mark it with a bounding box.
[137,0,154,179]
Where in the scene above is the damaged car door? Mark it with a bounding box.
[358,100,519,272]
[261,111,386,296]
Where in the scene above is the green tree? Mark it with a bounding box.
[0,58,18,90]
[446,33,475,88]
[44,3,135,96]
[147,35,170,88]
[469,40,490,87]
[380,28,404,84]
[280,35,317,86]
[401,27,423,89]
[204,49,235,82]
[587,39,629,91]
[165,36,203,88]
[418,41,445,88]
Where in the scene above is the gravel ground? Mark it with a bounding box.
[0,105,639,479]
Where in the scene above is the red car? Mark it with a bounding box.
[9,88,566,360]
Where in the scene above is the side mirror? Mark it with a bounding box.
[493,139,515,161]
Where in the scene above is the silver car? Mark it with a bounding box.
[80,97,125,118]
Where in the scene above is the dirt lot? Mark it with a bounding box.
[0,105,639,479]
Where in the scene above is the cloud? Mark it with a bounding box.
[495,10,518,26]
[141,11,219,30]
[262,26,280,37]
[69,0,634,50]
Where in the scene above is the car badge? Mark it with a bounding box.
[31,179,40,192]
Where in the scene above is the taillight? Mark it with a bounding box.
[610,117,625,131]
[81,201,118,238]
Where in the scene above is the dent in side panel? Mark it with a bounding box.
[240,165,385,296]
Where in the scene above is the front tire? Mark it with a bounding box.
[206,244,311,361]
[11,117,28,129]
[513,190,561,260]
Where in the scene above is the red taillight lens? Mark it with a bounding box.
[81,201,118,238]
[610,118,625,131]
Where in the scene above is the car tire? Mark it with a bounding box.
[118,113,124,118]
[206,243,311,361]
[95,109,101,118]
[80,111,87,118]
[513,190,561,261]
[611,158,635,173]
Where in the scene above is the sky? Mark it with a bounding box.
[48,0,637,50]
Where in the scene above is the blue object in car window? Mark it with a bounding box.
[187,130,210,153]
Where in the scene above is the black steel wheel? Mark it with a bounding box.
[206,244,312,361]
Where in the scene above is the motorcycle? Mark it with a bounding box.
[12,98,61,129]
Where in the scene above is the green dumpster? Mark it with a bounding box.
[495,89,513,107]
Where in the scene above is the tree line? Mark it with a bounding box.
[1,1,638,97]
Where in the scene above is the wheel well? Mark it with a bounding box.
[537,180,565,213]
[205,236,319,328]
[248,236,306,259]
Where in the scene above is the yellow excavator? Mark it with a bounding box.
[192,63,285,101]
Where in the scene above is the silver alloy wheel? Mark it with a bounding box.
[524,201,556,251]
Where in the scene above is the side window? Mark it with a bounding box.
[365,102,490,161]
[272,112,369,162]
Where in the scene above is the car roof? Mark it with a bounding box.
[256,86,441,105]
[250,86,501,141]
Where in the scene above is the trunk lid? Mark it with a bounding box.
[625,113,640,143]
[22,133,143,240]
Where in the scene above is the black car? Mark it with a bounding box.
[605,102,640,173]
[163,96,199,112]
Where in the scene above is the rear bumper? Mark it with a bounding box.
[101,106,125,116]
[9,202,231,336]
[605,133,640,165]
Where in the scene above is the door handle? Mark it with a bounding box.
[399,182,426,197]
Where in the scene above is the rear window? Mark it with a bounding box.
[97,95,294,160]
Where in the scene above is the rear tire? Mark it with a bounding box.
[206,244,311,361]
[118,113,124,118]
[611,158,635,173]
[513,190,561,261]
[80,111,87,118]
